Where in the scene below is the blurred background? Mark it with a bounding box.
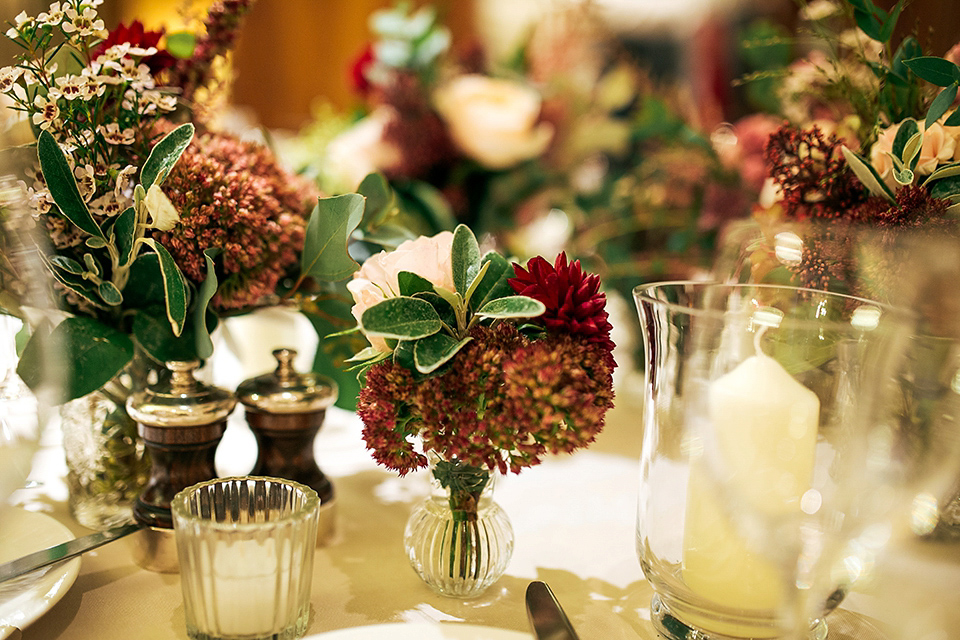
[3,0,953,133]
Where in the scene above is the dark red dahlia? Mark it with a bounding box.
[508,253,616,355]
[93,21,176,74]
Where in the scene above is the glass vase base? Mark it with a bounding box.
[650,594,828,640]
[67,486,136,530]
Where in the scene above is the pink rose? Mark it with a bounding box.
[433,74,553,169]
[347,231,455,351]
[871,121,957,189]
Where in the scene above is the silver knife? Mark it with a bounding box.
[525,580,581,640]
[0,522,141,583]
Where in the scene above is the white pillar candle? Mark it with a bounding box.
[682,353,820,621]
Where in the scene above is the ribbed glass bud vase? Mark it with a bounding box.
[403,453,513,597]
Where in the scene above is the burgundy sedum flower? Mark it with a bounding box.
[508,252,615,354]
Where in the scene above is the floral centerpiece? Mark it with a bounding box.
[343,223,616,595]
[719,0,960,539]
[285,1,744,301]
[0,0,367,528]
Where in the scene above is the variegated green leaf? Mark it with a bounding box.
[361,296,442,340]
[140,238,187,336]
[398,270,435,296]
[37,130,104,240]
[924,162,960,186]
[193,248,220,359]
[140,123,194,188]
[470,252,515,312]
[476,295,545,319]
[97,281,122,306]
[113,206,137,267]
[414,333,472,374]
[842,146,895,201]
[452,224,481,296]
[50,255,83,275]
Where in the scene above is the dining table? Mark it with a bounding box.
[4,359,960,640]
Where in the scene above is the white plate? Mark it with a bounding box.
[0,508,81,637]
[304,622,529,640]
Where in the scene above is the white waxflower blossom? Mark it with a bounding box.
[89,192,126,217]
[114,165,137,201]
[55,75,85,101]
[0,67,24,92]
[37,2,65,26]
[98,123,135,145]
[73,164,96,202]
[6,12,32,39]
[31,93,60,130]
[62,7,105,38]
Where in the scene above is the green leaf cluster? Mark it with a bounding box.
[347,225,545,376]
[17,124,212,402]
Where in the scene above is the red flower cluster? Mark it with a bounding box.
[356,323,615,475]
[93,21,175,74]
[508,252,615,353]
[765,124,866,220]
[155,128,318,310]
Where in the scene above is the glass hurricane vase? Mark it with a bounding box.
[61,352,153,530]
[403,453,514,597]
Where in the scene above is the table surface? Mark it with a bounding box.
[5,375,960,640]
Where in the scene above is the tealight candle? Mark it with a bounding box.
[173,477,319,640]
[683,351,820,621]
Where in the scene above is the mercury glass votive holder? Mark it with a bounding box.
[172,476,320,640]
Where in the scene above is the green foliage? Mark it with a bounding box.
[300,194,365,282]
[139,239,188,337]
[347,225,544,375]
[18,317,133,400]
[164,31,196,59]
[140,123,195,188]
[37,131,104,241]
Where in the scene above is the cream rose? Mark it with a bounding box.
[871,121,958,189]
[433,74,553,169]
[347,231,455,351]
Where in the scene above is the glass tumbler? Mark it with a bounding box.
[633,281,915,639]
[172,476,320,640]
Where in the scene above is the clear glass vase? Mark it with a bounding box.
[403,454,514,597]
[60,356,152,530]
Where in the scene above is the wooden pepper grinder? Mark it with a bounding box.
[237,348,338,544]
[126,359,237,571]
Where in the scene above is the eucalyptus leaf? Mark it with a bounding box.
[303,295,369,411]
[414,333,472,374]
[37,130,104,240]
[476,295,545,319]
[452,225,481,296]
[926,83,958,130]
[301,194,365,282]
[17,316,133,401]
[842,146,895,201]
[133,306,217,364]
[359,222,417,248]
[361,296,442,340]
[358,172,396,228]
[97,281,123,306]
[140,238,188,336]
[398,270,435,296]
[946,110,960,127]
[878,0,903,43]
[140,123,195,188]
[113,206,137,267]
[192,248,220,359]
[903,56,960,87]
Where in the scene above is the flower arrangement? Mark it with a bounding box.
[346,224,616,491]
[0,0,368,400]
[285,1,743,300]
[727,0,960,295]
